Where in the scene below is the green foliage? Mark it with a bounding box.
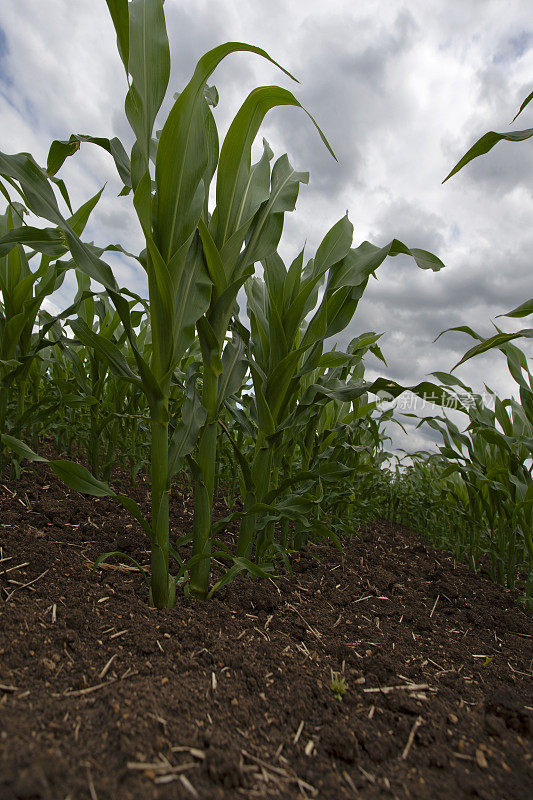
[330,669,347,701]
[2,4,530,616]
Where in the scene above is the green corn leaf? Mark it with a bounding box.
[452,329,533,370]
[266,294,288,368]
[51,226,162,401]
[369,342,387,365]
[328,238,445,293]
[215,139,273,271]
[217,334,247,407]
[49,461,124,496]
[218,416,254,491]
[0,227,66,259]
[283,271,325,346]
[503,343,532,393]
[512,90,533,123]
[0,153,120,290]
[207,557,273,598]
[197,315,223,376]
[168,235,212,371]
[0,179,13,206]
[202,101,219,218]
[0,185,107,260]
[223,400,257,439]
[47,135,131,188]
[431,371,473,392]
[493,397,514,436]
[314,213,353,274]
[68,186,105,236]
[434,324,483,344]
[168,383,207,478]
[169,535,193,568]
[0,359,22,381]
[443,127,533,183]
[519,385,533,426]
[500,298,533,319]
[324,285,367,340]
[317,351,368,369]
[263,251,287,310]
[239,154,309,270]
[1,434,151,538]
[249,363,275,435]
[0,151,65,226]
[144,235,174,335]
[208,269,254,343]
[105,0,130,73]
[293,378,465,424]
[131,168,152,233]
[155,92,208,262]
[299,296,328,351]
[0,434,48,462]
[69,318,141,384]
[283,250,304,307]
[62,229,118,290]
[264,462,353,504]
[265,346,309,421]
[476,427,513,453]
[198,218,227,296]
[125,0,170,163]
[50,176,73,214]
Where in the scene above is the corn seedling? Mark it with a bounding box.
[330,669,347,701]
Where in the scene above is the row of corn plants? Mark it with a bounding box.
[384,92,533,607]
[386,346,532,607]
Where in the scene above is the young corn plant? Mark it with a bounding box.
[233,214,452,562]
[330,669,347,701]
[188,139,329,598]
[0,0,334,607]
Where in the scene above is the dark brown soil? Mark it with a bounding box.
[0,463,532,800]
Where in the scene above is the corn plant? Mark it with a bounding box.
[233,214,450,561]
[330,669,347,701]
[188,141,322,598]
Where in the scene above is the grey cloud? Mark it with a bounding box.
[367,198,448,254]
[246,9,420,198]
[0,26,9,76]
[493,30,533,64]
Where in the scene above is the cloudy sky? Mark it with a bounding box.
[1,0,532,455]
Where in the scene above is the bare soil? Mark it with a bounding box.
[0,462,532,799]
